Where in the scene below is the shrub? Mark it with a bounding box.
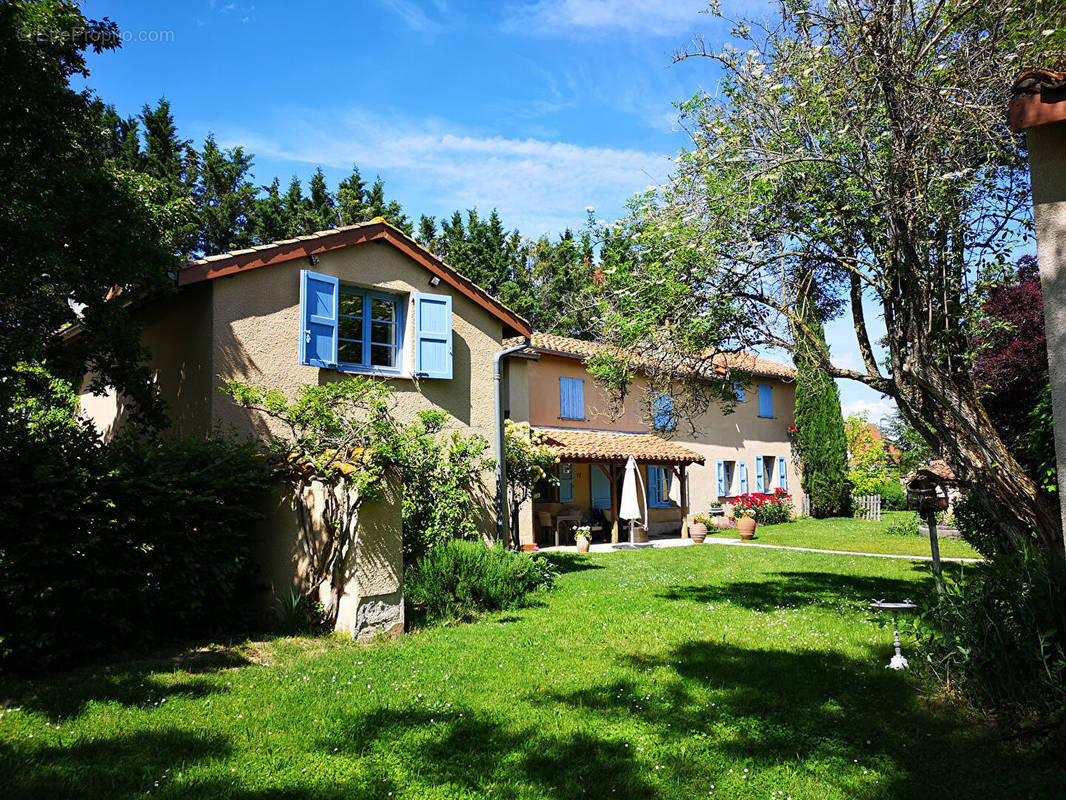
[876,479,907,511]
[0,388,271,669]
[916,545,1066,719]
[405,541,555,622]
[885,513,919,537]
[731,489,793,525]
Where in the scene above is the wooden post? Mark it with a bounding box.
[676,464,689,538]
[609,463,620,543]
[925,511,943,589]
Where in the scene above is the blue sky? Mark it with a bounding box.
[79,0,892,421]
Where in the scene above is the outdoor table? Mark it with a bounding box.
[869,599,919,670]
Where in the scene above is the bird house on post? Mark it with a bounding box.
[906,462,957,584]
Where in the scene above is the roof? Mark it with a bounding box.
[534,427,705,465]
[508,331,795,380]
[911,460,957,484]
[178,219,531,337]
[1009,69,1066,132]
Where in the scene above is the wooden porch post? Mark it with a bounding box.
[610,463,621,543]
[678,463,689,538]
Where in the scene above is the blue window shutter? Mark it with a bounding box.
[647,466,663,508]
[414,292,452,378]
[559,377,584,419]
[716,461,725,497]
[739,462,748,494]
[558,463,574,504]
[300,269,338,367]
[590,466,611,510]
[653,393,674,430]
[778,456,788,490]
[734,382,745,402]
[758,384,773,417]
[755,455,764,492]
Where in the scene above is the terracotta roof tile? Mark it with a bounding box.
[507,332,795,380]
[535,427,704,465]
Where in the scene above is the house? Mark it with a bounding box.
[502,333,798,548]
[1011,69,1066,539]
[79,219,530,639]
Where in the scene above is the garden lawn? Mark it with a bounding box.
[1,545,1055,800]
[707,512,981,559]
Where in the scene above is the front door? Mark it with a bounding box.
[591,465,612,510]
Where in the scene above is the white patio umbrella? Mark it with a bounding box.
[619,456,648,544]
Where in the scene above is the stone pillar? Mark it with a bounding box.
[1028,120,1066,547]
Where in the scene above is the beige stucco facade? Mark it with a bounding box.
[80,235,513,639]
[509,349,798,546]
[1027,120,1066,542]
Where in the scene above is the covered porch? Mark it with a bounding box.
[528,428,705,548]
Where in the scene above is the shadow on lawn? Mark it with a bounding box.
[316,706,656,799]
[2,669,229,722]
[539,552,604,574]
[545,640,1062,799]
[657,569,932,611]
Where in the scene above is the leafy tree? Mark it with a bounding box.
[0,0,175,423]
[972,257,1052,479]
[591,0,1066,555]
[503,420,559,548]
[844,414,894,497]
[223,377,489,624]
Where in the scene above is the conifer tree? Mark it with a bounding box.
[254,177,288,244]
[281,174,310,237]
[337,165,368,225]
[416,215,437,247]
[792,279,851,517]
[307,166,335,231]
[192,134,257,255]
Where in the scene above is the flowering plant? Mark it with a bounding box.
[573,524,592,539]
[730,488,793,525]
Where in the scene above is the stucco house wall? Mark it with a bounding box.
[79,225,522,639]
[513,342,798,541]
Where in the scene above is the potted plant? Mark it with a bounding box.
[574,525,592,553]
[734,508,757,540]
[690,514,711,543]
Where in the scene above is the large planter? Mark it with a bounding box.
[690,528,707,544]
[576,535,591,554]
[736,516,757,540]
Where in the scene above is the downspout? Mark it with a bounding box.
[495,339,531,545]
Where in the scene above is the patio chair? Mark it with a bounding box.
[537,511,554,544]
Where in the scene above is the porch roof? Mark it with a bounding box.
[535,427,704,466]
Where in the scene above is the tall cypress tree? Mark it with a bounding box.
[254,177,288,244]
[281,175,310,237]
[307,166,335,231]
[792,279,851,517]
[192,134,257,255]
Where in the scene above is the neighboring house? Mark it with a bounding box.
[502,333,798,548]
[79,219,530,639]
[1011,69,1066,542]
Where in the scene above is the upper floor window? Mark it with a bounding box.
[653,393,675,431]
[559,377,585,420]
[758,383,774,418]
[337,287,402,371]
[299,269,453,378]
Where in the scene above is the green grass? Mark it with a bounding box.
[706,512,981,559]
[1,544,1055,799]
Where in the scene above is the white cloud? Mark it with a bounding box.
[217,108,670,237]
[375,0,448,33]
[503,0,710,37]
[841,396,897,423]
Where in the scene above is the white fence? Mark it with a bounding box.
[800,493,881,521]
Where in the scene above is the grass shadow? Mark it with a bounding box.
[657,570,931,611]
[538,553,604,574]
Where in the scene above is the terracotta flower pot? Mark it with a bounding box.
[576,535,591,553]
[737,517,757,540]
[690,529,707,544]
[690,521,708,536]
